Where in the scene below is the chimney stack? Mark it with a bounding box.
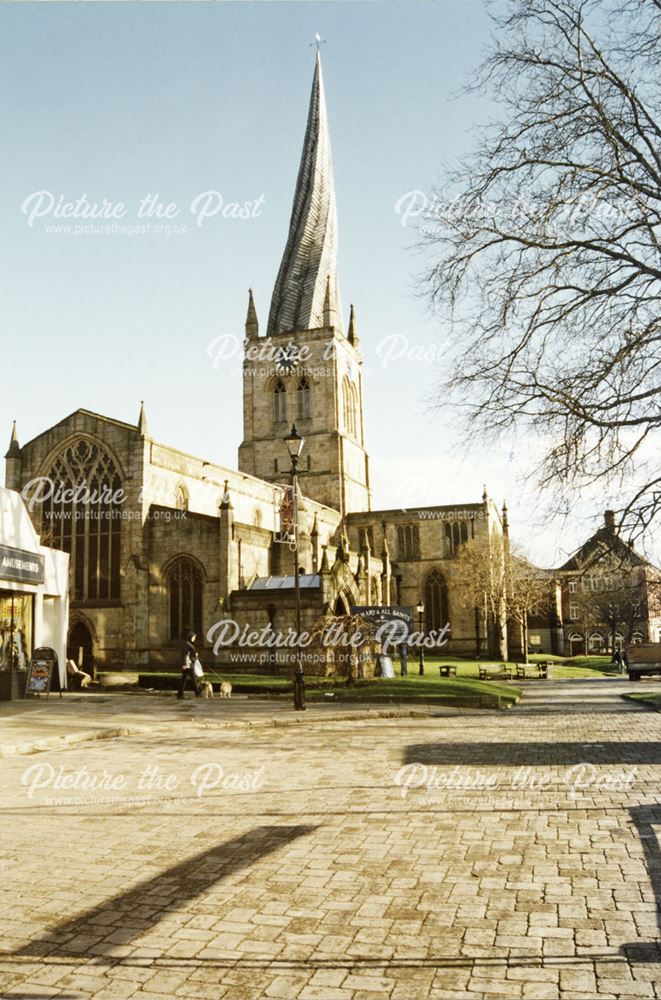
[604,510,617,532]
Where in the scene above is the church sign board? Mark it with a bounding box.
[350,605,413,637]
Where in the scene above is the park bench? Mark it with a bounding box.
[515,662,550,679]
[439,664,458,677]
[478,664,512,681]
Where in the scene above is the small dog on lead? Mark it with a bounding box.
[200,680,214,699]
[219,681,232,699]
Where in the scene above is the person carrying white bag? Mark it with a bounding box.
[177,629,203,700]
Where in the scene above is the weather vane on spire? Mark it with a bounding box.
[310,33,326,54]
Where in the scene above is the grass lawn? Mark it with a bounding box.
[420,654,617,680]
[135,670,520,707]
[129,653,617,707]
[311,675,521,707]
[530,654,619,679]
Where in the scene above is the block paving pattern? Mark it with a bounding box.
[0,691,660,999]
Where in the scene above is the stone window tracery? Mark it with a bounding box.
[41,438,122,601]
[424,569,449,634]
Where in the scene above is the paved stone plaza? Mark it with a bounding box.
[0,681,660,999]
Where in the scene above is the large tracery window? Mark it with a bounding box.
[168,556,203,640]
[424,569,449,634]
[274,380,287,423]
[41,439,122,601]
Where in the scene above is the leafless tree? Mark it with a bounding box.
[422,0,661,542]
[506,548,552,662]
[453,538,549,660]
[453,539,508,660]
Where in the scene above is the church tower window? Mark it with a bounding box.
[274,380,287,424]
[343,377,357,437]
[297,377,311,420]
[167,556,203,641]
[41,438,122,601]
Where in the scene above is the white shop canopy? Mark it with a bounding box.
[0,487,70,687]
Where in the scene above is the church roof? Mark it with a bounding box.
[559,524,649,572]
[266,52,342,336]
[248,574,320,590]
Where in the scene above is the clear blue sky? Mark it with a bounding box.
[1,1,652,566]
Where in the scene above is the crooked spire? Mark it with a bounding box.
[267,52,342,336]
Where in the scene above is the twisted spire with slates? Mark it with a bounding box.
[267,52,342,336]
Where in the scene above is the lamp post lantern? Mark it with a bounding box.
[284,424,306,711]
[417,599,425,676]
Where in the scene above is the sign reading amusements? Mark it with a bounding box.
[0,545,45,586]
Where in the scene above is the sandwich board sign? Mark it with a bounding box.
[26,649,57,698]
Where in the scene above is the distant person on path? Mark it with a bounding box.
[177,630,202,699]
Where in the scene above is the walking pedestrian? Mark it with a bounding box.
[177,629,202,699]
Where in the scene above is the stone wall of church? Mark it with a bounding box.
[347,501,504,657]
[145,509,220,665]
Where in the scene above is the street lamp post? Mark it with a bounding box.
[284,424,306,711]
[417,599,425,675]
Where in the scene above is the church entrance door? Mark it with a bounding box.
[68,621,94,675]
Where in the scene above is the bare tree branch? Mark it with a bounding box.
[421,0,661,541]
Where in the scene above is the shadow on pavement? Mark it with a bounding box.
[402,741,661,766]
[16,823,316,959]
[620,803,661,964]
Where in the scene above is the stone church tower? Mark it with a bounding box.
[238,53,371,516]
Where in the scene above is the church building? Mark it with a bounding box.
[5,53,508,671]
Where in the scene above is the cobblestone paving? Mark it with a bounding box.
[0,685,659,999]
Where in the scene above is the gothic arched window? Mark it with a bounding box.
[274,380,287,423]
[41,438,122,601]
[297,377,311,420]
[424,569,449,634]
[167,556,203,641]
